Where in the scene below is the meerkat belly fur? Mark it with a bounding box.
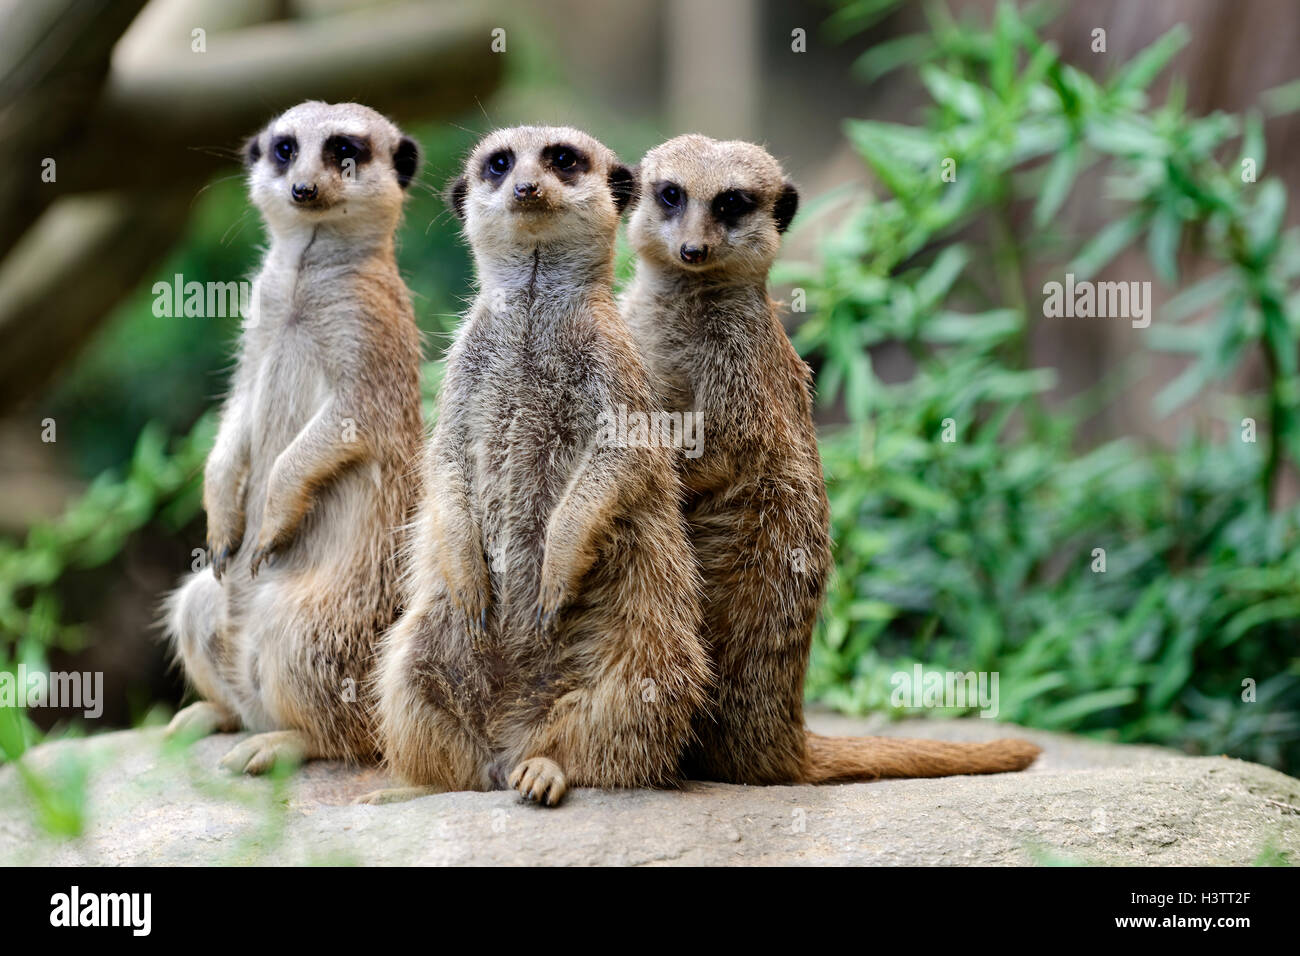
[163,102,424,774]
[368,127,710,807]
[622,135,1040,784]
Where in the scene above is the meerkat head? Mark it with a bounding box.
[628,135,798,279]
[446,126,637,254]
[244,101,420,236]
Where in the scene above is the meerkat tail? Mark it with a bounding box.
[801,731,1041,783]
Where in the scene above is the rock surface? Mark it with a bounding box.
[2,713,1297,865]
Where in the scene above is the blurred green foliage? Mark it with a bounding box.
[791,0,1300,770]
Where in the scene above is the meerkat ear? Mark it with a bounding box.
[773,181,799,234]
[608,164,638,214]
[244,132,262,168]
[445,176,469,220]
[394,137,420,189]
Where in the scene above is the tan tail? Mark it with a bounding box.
[802,731,1041,784]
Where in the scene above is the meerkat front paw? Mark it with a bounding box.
[166,701,239,742]
[442,552,491,639]
[219,730,307,775]
[533,569,568,633]
[204,478,247,582]
[352,785,444,806]
[205,515,244,581]
[508,756,567,806]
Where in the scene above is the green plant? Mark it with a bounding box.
[791,0,1300,770]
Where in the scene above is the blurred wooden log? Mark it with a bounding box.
[0,0,503,413]
[58,1,504,194]
[0,0,150,262]
[0,191,194,413]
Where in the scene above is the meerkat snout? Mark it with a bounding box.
[680,243,708,264]
[291,182,319,203]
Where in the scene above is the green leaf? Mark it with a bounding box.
[991,0,1020,98]
[915,245,969,307]
[1247,180,1286,260]
[844,120,931,198]
[1033,141,1079,228]
[1219,598,1300,647]
[853,33,933,82]
[1109,25,1190,95]
[1070,212,1146,280]
[1240,110,1265,172]
[1147,205,1182,283]
[919,65,986,120]
[921,309,1021,345]
[1262,77,1300,118]
[1162,270,1234,322]
[826,0,909,39]
[1038,688,1139,727]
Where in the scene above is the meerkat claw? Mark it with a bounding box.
[212,545,233,580]
[248,545,276,578]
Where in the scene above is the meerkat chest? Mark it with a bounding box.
[243,276,335,450]
[462,331,601,543]
[629,317,696,415]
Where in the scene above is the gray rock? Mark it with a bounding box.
[1,714,1297,865]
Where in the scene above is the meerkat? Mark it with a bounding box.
[360,126,711,807]
[162,101,424,774]
[622,135,1041,785]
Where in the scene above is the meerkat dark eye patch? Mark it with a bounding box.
[541,144,590,181]
[271,135,297,169]
[393,137,420,189]
[482,149,514,184]
[244,134,262,167]
[773,181,799,233]
[711,189,757,225]
[654,181,685,217]
[324,134,372,171]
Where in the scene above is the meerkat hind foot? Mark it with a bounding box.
[219,730,309,776]
[352,785,445,806]
[166,701,239,742]
[509,757,567,807]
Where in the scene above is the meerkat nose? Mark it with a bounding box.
[513,182,540,201]
[680,243,709,264]
[291,182,319,203]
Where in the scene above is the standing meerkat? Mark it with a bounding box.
[163,101,424,774]
[363,126,710,807]
[622,134,1040,784]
